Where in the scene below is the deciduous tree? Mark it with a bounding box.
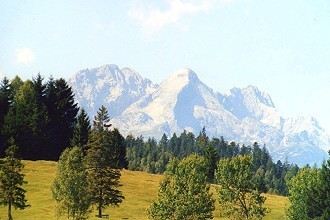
[215,155,268,220]
[52,147,91,219]
[147,154,215,219]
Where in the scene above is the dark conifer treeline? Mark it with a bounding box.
[125,128,299,196]
[0,75,78,160]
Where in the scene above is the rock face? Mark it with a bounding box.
[68,64,157,119]
[69,65,330,166]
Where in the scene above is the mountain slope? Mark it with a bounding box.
[70,65,330,166]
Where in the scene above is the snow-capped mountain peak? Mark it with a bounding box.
[70,65,330,166]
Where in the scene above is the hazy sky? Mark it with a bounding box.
[1,0,330,131]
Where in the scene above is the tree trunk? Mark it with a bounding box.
[8,201,12,220]
[98,189,103,218]
[98,205,102,218]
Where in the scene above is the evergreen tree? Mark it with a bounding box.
[0,77,13,156]
[31,74,49,158]
[159,134,168,152]
[45,78,78,160]
[203,144,218,182]
[195,127,209,155]
[147,154,215,220]
[52,147,91,219]
[110,128,128,169]
[215,155,268,219]
[2,81,39,159]
[85,106,124,217]
[92,105,111,132]
[168,133,179,155]
[9,76,23,96]
[311,154,330,218]
[0,138,29,220]
[32,73,46,105]
[0,77,12,130]
[71,108,91,153]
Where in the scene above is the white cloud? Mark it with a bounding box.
[16,47,35,64]
[130,0,233,33]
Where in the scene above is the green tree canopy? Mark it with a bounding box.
[147,154,215,220]
[2,80,39,159]
[52,147,91,219]
[287,152,330,219]
[215,155,268,220]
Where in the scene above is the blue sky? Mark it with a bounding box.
[1,0,330,131]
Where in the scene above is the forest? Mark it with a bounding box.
[0,74,329,219]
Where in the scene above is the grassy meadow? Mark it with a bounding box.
[0,160,289,219]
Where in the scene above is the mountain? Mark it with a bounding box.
[68,64,157,119]
[111,68,242,139]
[70,65,330,166]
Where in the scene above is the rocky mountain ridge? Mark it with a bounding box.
[69,64,330,166]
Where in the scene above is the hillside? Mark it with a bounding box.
[0,160,288,219]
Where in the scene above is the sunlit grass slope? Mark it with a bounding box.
[0,160,288,219]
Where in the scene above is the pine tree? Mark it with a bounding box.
[85,106,124,217]
[52,147,91,219]
[71,108,91,153]
[0,138,29,220]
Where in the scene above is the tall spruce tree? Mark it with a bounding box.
[45,78,78,160]
[71,108,91,154]
[0,138,29,220]
[85,106,124,218]
[0,77,13,156]
[31,74,49,159]
[0,77,12,130]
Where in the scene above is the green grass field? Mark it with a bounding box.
[0,160,289,219]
